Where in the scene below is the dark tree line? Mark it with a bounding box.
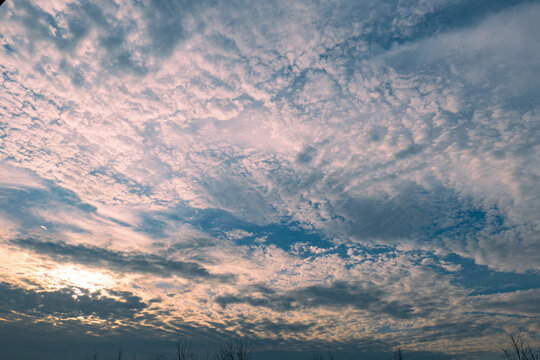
[87,333,539,360]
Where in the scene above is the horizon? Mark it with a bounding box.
[0,0,539,359]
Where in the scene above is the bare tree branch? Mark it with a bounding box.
[502,333,540,360]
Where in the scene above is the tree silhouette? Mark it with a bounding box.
[86,349,99,360]
[502,333,540,360]
[176,338,199,360]
[393,347,403,360]
[215,338,251,360]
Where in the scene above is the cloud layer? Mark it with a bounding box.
[1,1,539,359]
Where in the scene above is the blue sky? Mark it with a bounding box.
[0,1,539,359]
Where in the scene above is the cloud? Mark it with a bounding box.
[225,229,254,240]
[10,237,234,282]
[470,289,540,317]
[142,0,213,58]
[1,0,539,358]
[3,0,216,79]
[0,281,147,320]
[216,280,416,319]
[0,172,97,234]
[0,162,46,189]
[330,183,487,242]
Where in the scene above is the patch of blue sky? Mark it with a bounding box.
[238,222,333,251]
[443,253,540,296]
[321,0,534,57]
[135,204,333,253]
[270,68,309,100]
[334,182,497,247]
[135,213,171,239]
[2,43,14,54]
[0,185,93,234]
[423,207,491,240]
[389,0,534,47]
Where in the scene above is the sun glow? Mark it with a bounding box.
[47,265,113,292]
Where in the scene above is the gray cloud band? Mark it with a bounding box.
[10,237,235,282]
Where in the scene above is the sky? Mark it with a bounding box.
[0,0,539,359]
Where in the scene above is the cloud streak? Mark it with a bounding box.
[216,281,417,319]
[10,237,234,282]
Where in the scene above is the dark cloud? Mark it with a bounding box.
[479,291,540,316]
[394,143,424,159]
[410,317,497,343]
[333,184,492,242]
[296,145,317,164]
[216,281,416,319]
[0,313,453,360]
[142,0,211,57]
[368,126,388,142]
[251,318,315,334]
[216,315,316,338]
[10,237,234,282]
[0,282,146,320]
[0,303,233,360]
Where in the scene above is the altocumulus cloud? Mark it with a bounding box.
[0,0,539,359]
